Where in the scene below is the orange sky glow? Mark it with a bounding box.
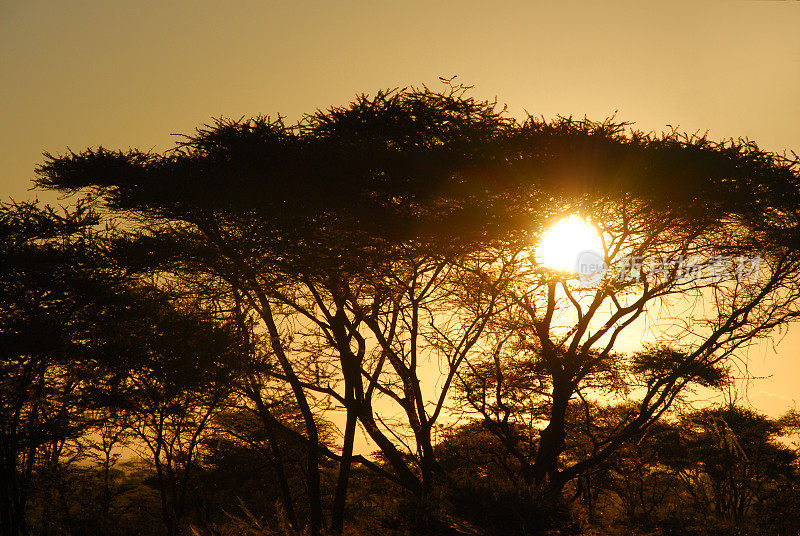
[2,0,799,421]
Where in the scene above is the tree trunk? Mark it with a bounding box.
[530,379,572,494]
[251,392,300,529]
[255,291,325,535]
[331,406,357,535]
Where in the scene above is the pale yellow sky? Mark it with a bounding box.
[2,0,800,417]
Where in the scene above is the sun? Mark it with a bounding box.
[535,215,604,272]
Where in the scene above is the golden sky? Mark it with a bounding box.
[2,0,800,416]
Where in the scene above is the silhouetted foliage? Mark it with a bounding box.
[0,201,249,536]
[6,82,800,535]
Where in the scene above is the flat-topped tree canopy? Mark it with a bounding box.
[36,84,800,258]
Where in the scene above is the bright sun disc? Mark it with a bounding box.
[535,215,604,272]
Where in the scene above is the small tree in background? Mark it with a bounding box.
[0,200,249,536]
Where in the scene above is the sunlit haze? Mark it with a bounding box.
[2,1,799,421]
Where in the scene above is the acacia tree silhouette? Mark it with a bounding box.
[35,82,800,533]
[0,201,248,536]
[452,116,800,495]
[107,296,247,536]
[677,407,794,522]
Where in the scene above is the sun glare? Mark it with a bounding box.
[535,215,604,272]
